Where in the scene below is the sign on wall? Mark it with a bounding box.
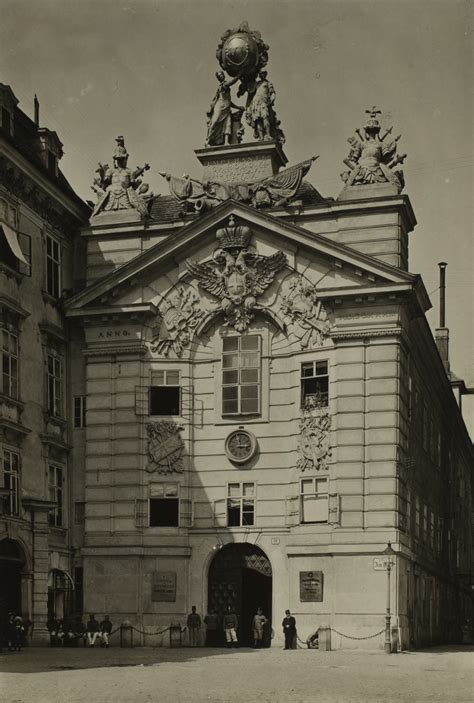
[373,557,392,571]
[299,571,324,602]
[151,571,177,602]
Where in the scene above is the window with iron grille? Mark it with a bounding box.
[46,235,61,298]
[222,335,260,415]
[1,329,18,399]
[149,483,179,527]
[150,370,181,416]
[227,482,255,526]
[301,361,329,409]
[2,449,20,516]
[300,477,328,523]
[48,465,63,527]
[47,353,62,417]
[73,396,86,428]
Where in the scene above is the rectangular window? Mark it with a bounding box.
[46,235,61,298]
[74,501,85,525]
[301,361,329,409]
[227,482,255,527]
[415,497,420,538]
[430,512,435,549]
[149,483,179,527]
[1,108,12,136]
[73,396,86,428]
[48,465,63,527]
[150,370,181,416]
[1,329,18,399]
[436,517,443,554]
[47,353,62,417]
[300,477,328,523]
[222,335,260,415]
[422,504,428,542]
[3,449,20,516]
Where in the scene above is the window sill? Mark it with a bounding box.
[0,392,24,411]
[0,261,23,283]
[42,290,61,307]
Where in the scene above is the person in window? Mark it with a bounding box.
[252,607,268,648]
[282,609,297,650]
[86,613,100,647]
[223,605,239,648]
[186,606,202,647]
[99,615,113,648]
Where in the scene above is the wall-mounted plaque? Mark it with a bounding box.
[152,571,176,602]
[300,571,323,602]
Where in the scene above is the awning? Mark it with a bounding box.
[1,222,27,264]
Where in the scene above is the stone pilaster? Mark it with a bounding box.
[23,498,56,645]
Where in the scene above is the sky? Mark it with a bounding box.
[1,0,473,431]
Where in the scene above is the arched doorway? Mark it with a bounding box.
[0,538,25,621]
[208,543,272,647]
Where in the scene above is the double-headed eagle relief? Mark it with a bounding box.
[207,21,284,147]
[91,136,153,219]
[186,216,287,332]
[341,107,406,191]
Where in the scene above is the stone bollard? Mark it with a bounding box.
[169,623,182,648]
[120,620,134,648]
[318,626,332,651]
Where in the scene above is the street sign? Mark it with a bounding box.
[373,557,391,570]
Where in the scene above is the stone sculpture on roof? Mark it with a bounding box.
[91,136,153,218]
[341,107,406,191]
[186,216,287,332]
[160,156,317,214]
[209,21,284,146]
[206,72,244,147]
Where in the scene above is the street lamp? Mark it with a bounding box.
[383,542,396,654]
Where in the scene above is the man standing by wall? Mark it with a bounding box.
[187,606,202,647]
[282,610,297,650]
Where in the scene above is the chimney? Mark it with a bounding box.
[34,94,39,126]
[435,262,450,373]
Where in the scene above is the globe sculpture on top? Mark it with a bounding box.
[205,21,284,147]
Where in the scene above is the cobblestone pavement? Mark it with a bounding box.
[1,645,473,703]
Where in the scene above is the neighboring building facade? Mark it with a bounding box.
[0,84,88,643]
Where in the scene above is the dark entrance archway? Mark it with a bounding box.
[0,539,25,622]
[208,543,272,647]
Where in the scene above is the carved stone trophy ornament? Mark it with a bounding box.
[91,136,153,218]
[186,216,287,332]
[280,277,332,349]
[297,402,331,472]
[146,421,185,474]
[341,107,406,190]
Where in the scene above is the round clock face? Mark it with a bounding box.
[225,430,257,464]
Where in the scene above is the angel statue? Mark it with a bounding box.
[206,72,244,147]
[186,217,287,332]
[341,107,406,190]
[92,136,153,219]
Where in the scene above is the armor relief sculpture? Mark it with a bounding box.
[186,216,287,333]
[91,136,153,219]
[297,396,331,472]
[146,421,185,474]
[280,276,332,349]
[150,286,204,358]
[341,107,406,191]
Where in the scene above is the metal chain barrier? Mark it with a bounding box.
[330,628,385,640]
[297,627,385,648]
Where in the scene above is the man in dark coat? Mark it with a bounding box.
[282,609,297,650]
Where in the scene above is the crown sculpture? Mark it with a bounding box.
[341,107,406,191]
[91,136,153,219]
[186,216,287,332]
